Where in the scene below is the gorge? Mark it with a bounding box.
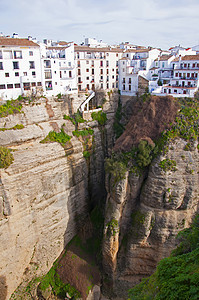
[0,92,198,299]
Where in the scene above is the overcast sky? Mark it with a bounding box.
[1,0,199,49]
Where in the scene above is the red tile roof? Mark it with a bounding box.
[0,37,39,47]
[74,45,123,53]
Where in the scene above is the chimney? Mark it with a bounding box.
[12,33,18,38]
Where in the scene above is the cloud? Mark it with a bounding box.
[0,0,199,48]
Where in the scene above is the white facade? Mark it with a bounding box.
[119,48,161,96]
[75,46,123,92]
[152,54,199,97]
[0,38,42,100]
[0,37,77,101]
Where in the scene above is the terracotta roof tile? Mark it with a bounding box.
[0,37,39,47]
[74,45,123,53]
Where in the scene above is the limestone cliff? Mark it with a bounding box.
[0,92,118,300]
[102,96,199,298]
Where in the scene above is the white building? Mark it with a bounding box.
[74,45,123,92]
[41,41,77,96]
[161,55,199,97]
[119,48,161,96]
[0,37,42,100]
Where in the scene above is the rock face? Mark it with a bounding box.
[0,93,118,299]
[103,139,199,297]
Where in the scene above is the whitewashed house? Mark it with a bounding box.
[119,48,161,96]
[41,41,77,96]
[74,45,123,92]
[0,37,42,101]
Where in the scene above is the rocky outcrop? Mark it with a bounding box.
[0,92,118,299]
[102,137,199,298]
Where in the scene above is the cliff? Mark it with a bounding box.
[0,92,118,300]
[102,96,199,298]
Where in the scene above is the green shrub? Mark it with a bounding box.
[105,158,127,184]
[128,215,199,300]
[0,146,14,168]
[56,93,62,99]
[39,262,81,299]
[113,98,124,139]
[74,111,86,123]
[72,128,94,137]
[63,114,76,125]
[0,99,23,117]
[136,140,157,168]
[83,150,91,159]
[159,158,177,172]
[91,111,107,125]
[106,218,119,237]
[40,129,71,147]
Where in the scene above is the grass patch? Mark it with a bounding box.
[0,99,23,117]
[0,124,24,131]
[0,146,14,168]
[39,262,81,299]
[63,114,76,125]
[159,159,177,172]
[40,129,71,147]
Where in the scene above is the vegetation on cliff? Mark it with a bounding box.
[40,129,71,147]
[105,96,199,183]
[128,214,199,300]
[0,146,14,168]
[0,98,23,117]
[91,110,107,125]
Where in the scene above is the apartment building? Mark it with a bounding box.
[161,55,199,97]
[41,41,77,96]
[0,37,42,100]
[74,45,123,92]
[119,48,161,96]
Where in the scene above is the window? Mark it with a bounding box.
[100,69,103,74]
[164,89,167,93]
[100,61,103,67]
[107,76,109,81]
[54,71,56,74]
[116,75,118,81]
[174,89,177,93]
[7,84,13,89]
[129,85,131,91]
[92,69,94,75]
[29,61,35,69]
[68,62,71,66]
[14,83,20,88]
[112,69,114,72]
[106,69,109,74]
[101,83,103,89]
[0,62,3,70]
[175,73,178,77]
[101,76,103,80]
[37,82,42,86]
[55,82,57,85]
[187,73,190,77]
[5,73,9,77]
[122,68,125,72]
[45,71,52,79]
[32,71,36,76]
[78,77,81,83]
[23,72,27,76]
[112,83,114,88]
[86,77,89,80]
[91,60,94,66]
[122,78,125,83]
[184,64,187,68]
[86,69,89,72]
[78,69,81,75]
[112,75,114,79]
[107,83,109,89]
[116,61,118,67]
[116,82,118,88]
[106,61,109,67]
[4,50,13,59]
[0,84,6,89]
[69,71,72,78]
[193,63,195,68]
[129,78,131,84]
[179,73,182,77]
[123,84,125,90]
[15,72,19,76]
[14,51,22,59]
[0,50,2,59]
[31,82,36,87]
[29,51,33,56]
